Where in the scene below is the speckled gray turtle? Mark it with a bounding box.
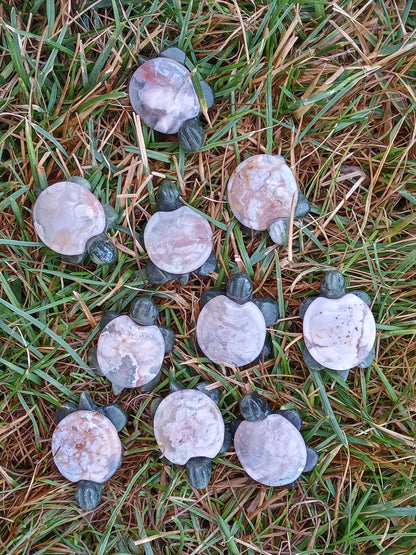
[196,272,279,366]
[143,180,216,285]
[151,381,228,489]
[129,46,214,152]
[227,154,310,245]
[300,270,376,380]
[52,393,127,510]
[89,297,175,394]
[232,391,317,487]
[33,176,118,265]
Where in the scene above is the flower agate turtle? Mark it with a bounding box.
[89,297,175,394]
[196,272,279,366]
[129,47,214,151]
[232,392,317,487]
[52,393,127,510]
[33,177,118,265]
[143,180,216,285]
[227,154,310,245]
[152,382,227,489]
[300,270,376,380]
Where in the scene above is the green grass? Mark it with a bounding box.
[1,0,416,553]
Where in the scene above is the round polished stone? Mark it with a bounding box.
[144,206,213,274]
[153,389,225,465]
[196,295,266,366]
[227,155,298,231]
[33,182,106,256]
[129,57,200,134]
[303,293,376,371]
[52,410,122,483]
[97,315,165,389]
[234,414,307,486]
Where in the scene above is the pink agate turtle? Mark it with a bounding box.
[227,154,310,245]
[52,393,127,510]
[196,273,278,367]
[152,384,226,489]
[300,271,376,377]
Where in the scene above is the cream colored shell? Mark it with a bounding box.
[52,410,122,483]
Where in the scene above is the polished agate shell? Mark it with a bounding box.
[97,315,165,389]
[52,410,121,483]
[196,295,266,366]
[303,293,376,371]
[129,57,200,134]
[227,155,298,230]
[234,414,307,486]
[144,206,213,273]
[153,389,224,465]
[33,182,106,256]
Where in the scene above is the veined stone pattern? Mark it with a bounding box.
[52,410,121,483]
[144,206,213,273]
[33,182,106,256]
[97,315,165,389]
[227,154,298,230]
[234,414,307,486]
[196,295,266,366]
[303,293,376,371]
[129,57,200,134]
[153,389,225,465]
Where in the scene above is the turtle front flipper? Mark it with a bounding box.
[101,404,127,432]
[75,480,103,511]
[160,46,186,65]
[253,297,279,327]
[302,346,326,371]
[55,402,78,424]
[146,260,175,285]
[86,234,117,265]
[200,288,225,308]
[303,446,318,473]
[350,289,372,307]
[299,296,318,319]
[186,456,212,489]
[295,192,310,219]
[276,409,302,431]
[87,346,104,377]
[195,251,217,277]
[159,326,175,354]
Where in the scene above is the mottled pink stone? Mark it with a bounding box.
[227,155,298,230]
[129,57,200,134]
[144,206,213,273]
[303,293,376,371]
[33,182,106,256]
[234,414,307,486]
[196,295,266,366]
[153,389,224,465]
[52,410,122,483]
[97,315,165,389]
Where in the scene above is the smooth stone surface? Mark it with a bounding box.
[52,410,121,483]
[97,315,165,389]
[234,414,307,486]
[268,217,289,245]
[227,155,298,231]
[33,182,106,256]
[303,293,376,371]
[196,295,266,366]
[153,389,225,465]
[144,206,213,274]
[129,57,200,134]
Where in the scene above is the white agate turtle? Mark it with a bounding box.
[300,270,376,379]
[52,393,127,510]
[89,297,175,394]
[129,47,214,151]
[143,181,216,285]
[196,272,279,366]
[232,392,317,487]
[33,177,118,265]
[152,383,227,489]
[227,154,310,245]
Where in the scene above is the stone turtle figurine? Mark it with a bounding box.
[227,154,310,245]
[143,180,216,285]
[89,297,175,394]
[52,393,127,510]
[232,392,317,487]
[33,177,118,265]
[129,46,214,151]
[152,382,227,489]
[300,270,376,380]
[196,272,279,366]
